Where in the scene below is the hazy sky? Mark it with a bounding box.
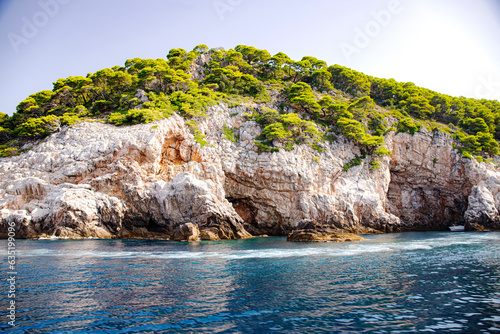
[1,0,499,115]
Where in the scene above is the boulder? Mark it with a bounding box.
[173,223,200,242]
[200,228,220,241]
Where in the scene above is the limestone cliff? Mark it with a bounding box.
[1,104,499,239]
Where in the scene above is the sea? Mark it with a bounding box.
[1,232,499,333]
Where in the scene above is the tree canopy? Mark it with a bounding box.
[1,44,499,161]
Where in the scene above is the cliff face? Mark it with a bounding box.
[1,105,499,239]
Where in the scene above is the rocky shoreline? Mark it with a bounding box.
[1,104,500,241]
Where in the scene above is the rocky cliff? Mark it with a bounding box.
[1,104,499,239]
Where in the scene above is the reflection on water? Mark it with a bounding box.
[0,232,499,333]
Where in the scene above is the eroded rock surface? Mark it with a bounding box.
[1,104,500,239]
[287,220,365,242]
[287,230,365,243]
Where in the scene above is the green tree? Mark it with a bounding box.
[336,117,366,142]
[167,48,188,70]
[463,117,490,135]
[328,65,371,96]
[310,69,333,91]
[267,52,295,79]
[262,123,292,141]
[476,132,499,156]
[289,82,321,115]
[348,96,375,120]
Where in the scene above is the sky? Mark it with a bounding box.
[0,0,499,115]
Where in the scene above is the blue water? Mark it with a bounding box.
[1,232,500,333]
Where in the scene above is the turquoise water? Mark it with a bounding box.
[1,232,500,333]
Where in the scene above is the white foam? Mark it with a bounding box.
[37,236,104,240]
[431,290,461,295]
[426,323,464,330]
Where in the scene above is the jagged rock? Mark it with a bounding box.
[1,104,500,240]
[135,89,150,103]
[173,223,200,242]
[200,229,220,241]
[464,184,499,230]
[295,219,321,230]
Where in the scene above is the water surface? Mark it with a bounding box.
[1,232,499,333]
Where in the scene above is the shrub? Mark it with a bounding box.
[108,112,127,125]
[343,155,363,172]
[384,126,396,135]
[397,118,420,135]
[91,100,114,114]
[186,120,209,147]
[0,144,19,157]
[262,123,292,141]
[369,161,382,170]
[254,140,279,154]
[108,109,166,125]
[337,117,365,142]
[60,112,81,126]
[139,109,162,124]
[254,107,280,126]
[312,144,325,153]
[374,146,392,157]
[223,124,239,142]
[461,151,473,160]
[16,115,60,137]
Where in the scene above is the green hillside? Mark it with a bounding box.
[1,44,499,162]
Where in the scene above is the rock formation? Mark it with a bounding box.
[1,103,499,240]
[286,219,365,242]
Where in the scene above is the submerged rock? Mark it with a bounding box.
[287,230,365,243]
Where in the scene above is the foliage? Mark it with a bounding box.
[262,122,292,140]
[186,121,209,147]
[335,117,389,154]
[0,144,19,157]
[59,112,82,126]
[374,146,392,157]
[108,108,166,125]
[4,43,500,160]
[369,161,382,170]
[253,109,323,152]
[254,140,279,154]
[348,96,376,120]
[16,115,60,138]
[397,118,420,135]
[288,82,321,115]
[343,155,363,172]
[223,124,239,142]
[461,151,473,160]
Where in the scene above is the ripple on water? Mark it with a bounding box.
[1,231,499,333]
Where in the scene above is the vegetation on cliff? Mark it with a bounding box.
[1,44,499,160]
